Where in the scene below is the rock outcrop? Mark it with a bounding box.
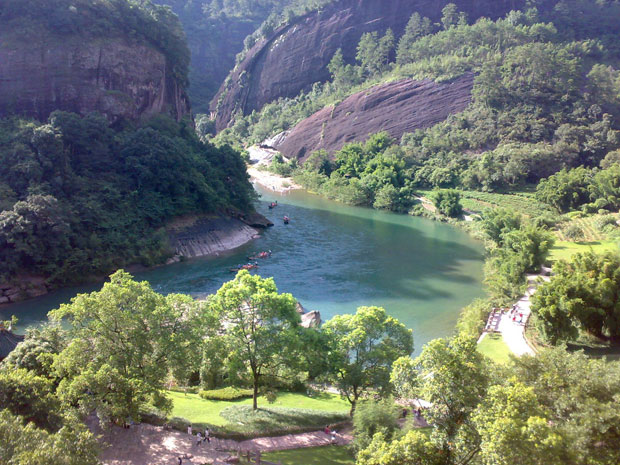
[0,37,190,123]
[273,74,474,160]
[211,0,530,131]
[167,215,261,260]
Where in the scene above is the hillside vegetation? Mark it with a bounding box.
[0,113,254,288]
[216,1,620,214]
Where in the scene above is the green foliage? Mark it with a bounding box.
[356,29,395,78]
[368,345,620,465]
[206,270,302,410]
[199,387,253,401]
[0,368,63,431]
[352,397,400,454]
[431,189,462,217]
[510,348,620,465]
[2,323,67,378]
[50,270,205,425]
[472,382,571,465]
[323,306,413,414]
[532,250,620,344]
[0,112,253,285]
[357,430,442,465]
[413,335,490,464]
[536,167,594,212]
[396,12,434,65]
[0,409,99,465]
[441,3,460,30]
[481,209,554,303]
[456,298,492,338]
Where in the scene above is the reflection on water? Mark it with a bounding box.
[1,186,485,354]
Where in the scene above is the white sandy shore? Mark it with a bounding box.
[247,166,301,193]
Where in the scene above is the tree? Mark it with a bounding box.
[397,12,433,65]
[472,382,571,465]
[535,167,594,212]
[356,29,395,77]
[481,208,522,246]
[2,322,67,378]
[357,430,444,465]
[50,270,203,424]
[207,270,301,410]
[511,348,620,465]
[532,251,620,344]
[322,306,413,415]
[0,368,63,431]
[389,356,418,399]
[352,397,401,453]
[0,410,99,465]
[413,335,490,465]
[431,189,462,217]
[441,3,460,30]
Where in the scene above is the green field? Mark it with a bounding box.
[259,446,355,465]
[548,240,620,262]
[415,188,555,218]
[477,333,512,364]
[168,391,350,434]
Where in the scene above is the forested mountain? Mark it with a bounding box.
[215,0,620,212]
[0,0,254,298]
[211,0,535,131]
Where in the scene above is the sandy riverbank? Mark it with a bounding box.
[247,166,301,194]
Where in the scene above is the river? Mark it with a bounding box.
[1,186,485,354]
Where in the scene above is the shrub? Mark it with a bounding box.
[199,387,254,401]
[457,298,492,338]
[352,398,400,453]
[595,215,618,231]
[564,224,584,241]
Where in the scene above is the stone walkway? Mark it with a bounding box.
[90,419,352,465]
[479,273,550,357]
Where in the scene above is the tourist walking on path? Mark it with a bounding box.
[196,432,202,446]
[204,427,210,444]
[187,425,192,436]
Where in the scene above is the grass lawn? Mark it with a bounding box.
[258,446,355,465]
[167,391,350,435]
[477,333,512,364]
[547,240,619,262]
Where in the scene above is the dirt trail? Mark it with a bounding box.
[90,420,352,465]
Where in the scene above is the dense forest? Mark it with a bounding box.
[0,113,253,287]
[0,0,255,290]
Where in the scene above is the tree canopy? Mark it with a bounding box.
[207,270,301,410]
[322,306,413,414]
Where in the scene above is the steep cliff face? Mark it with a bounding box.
[273,73,474,160]
[211,0,528,131]
[0,35,190,123]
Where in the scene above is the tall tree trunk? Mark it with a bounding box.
[253,375,259,410]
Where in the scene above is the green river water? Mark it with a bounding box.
[1,186,485,354]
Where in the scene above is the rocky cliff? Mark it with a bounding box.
[211,0,529,131]
[0,36,190,123]
[272,73,475,160]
